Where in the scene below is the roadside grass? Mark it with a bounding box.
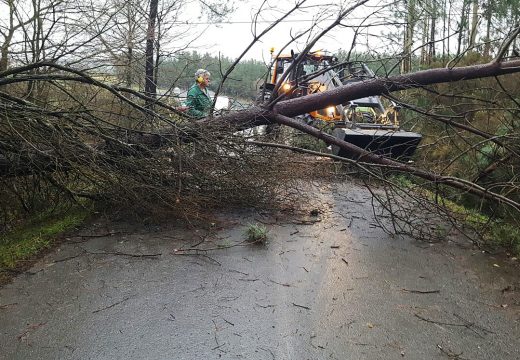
[0,206,91,280]
[488,223,520,256]
[389,174,520,256]
[244,223,268,245]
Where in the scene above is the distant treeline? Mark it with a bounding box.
[155,49,450,100]
[158,51,268,100]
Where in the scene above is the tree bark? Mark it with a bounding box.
[270,60,520,118]
[468,0,479,49]
[402,0,416,73]
[145,0,159,103]
[456,0,469,55]
[483,4,492,57]
[429,0,436,62]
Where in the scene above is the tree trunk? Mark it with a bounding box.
[483,3,492,57]
[446,0,451,60]
[26,0,43,100]
[145,0,159,104]
[0,43,10,73]
[429,0,436,63]
[0,0,16,72]
[512,13,519,57]
[124,1,136,88]
[421,9,429,65]
[402,0,416,73]
[126,46,133,87]
[442,0,446,60]
[468,0,479,49]
[153,20,161,92]
[456,0,469,55]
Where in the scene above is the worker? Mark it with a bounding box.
[184,69,212,118]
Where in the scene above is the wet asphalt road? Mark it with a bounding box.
[1,183,519,359]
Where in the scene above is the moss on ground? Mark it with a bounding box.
[0,207,90,277]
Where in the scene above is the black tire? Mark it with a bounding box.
[255,88,272,105]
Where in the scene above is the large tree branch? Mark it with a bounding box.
[272,59,520,117]
[194,59,520,134]
[267,113,520,211]
[3,60,520,211]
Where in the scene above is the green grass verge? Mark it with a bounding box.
[488,222,520,256]
[0,207,91,271]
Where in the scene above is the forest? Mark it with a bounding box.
[1,0,520,276]
[157,52,266,100]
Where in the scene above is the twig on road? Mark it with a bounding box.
[83,248,161,258]
[228,269,248,276]
[188,233,208,249]
[0,302,18,310]
[173,240,249,253]
[259,347,275,360]
[256,303,275,309]
[292,219,321,225]
[268,279,291,287]
[415,313,491,338]
[414,313,468,327]
[212,319,226,352]
[172,253,221,266]
[437,344,468,359]
[92,297,131,314]
[77,231,123,238]
[211,343,225,351]
[402,288,440,294]
[292,302,311,310]
[453,313,495,335]
[17,322,46,341]
[222,318,234,326]
[52,249,88,263]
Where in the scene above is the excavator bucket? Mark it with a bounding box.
[331,126,422,160]
[333,63,422,160]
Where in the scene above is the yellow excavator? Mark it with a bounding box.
[257,49,422,159]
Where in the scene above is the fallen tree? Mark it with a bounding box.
[2,0,520,265]
[2,58,520,212]
[208,58,520,211]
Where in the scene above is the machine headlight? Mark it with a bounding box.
[326,106,336,117]
[282,83,292,92]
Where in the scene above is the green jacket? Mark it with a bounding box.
[186,84,211,118]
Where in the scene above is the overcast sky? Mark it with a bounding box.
[182,0,378,61]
